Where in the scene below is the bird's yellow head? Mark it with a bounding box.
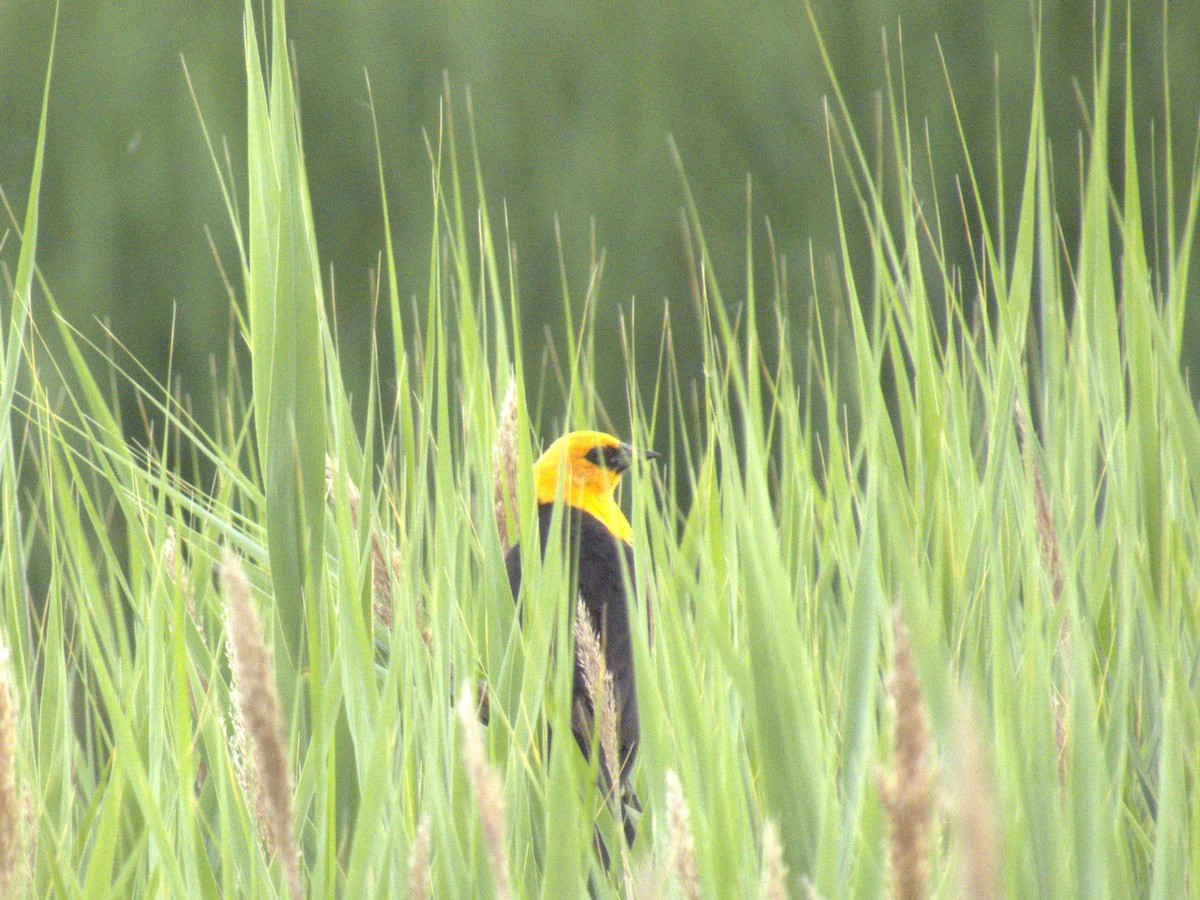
[533,430,660,543]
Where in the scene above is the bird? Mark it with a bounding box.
[504,430,660,863]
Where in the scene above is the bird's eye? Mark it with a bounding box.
[603,446,623,469]
[585,446,606,468]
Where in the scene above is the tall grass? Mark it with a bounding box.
[2,0,1198,896]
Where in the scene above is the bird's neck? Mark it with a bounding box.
[542,483,633,545]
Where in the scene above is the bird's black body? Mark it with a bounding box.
[505,501,641,847]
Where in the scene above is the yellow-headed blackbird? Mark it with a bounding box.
[504,430,660,858]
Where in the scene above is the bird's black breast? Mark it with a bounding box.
[505,502,640,771]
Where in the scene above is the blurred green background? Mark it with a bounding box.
[2,1,1199,445]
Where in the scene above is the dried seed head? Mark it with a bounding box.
[19,792,34,899]
[0,642,23,896]
[326,455,391,628]
[1052,691,1069,790]
[665,769,699,900]
[457,681,510,899]
[630,853,664,900]
[1014,402,1064,604]
[163,527,196,622]
[371,531,392,629]
[951,699,1000,900]
[493,377,520,553]
[760,819,789,900]
[878,607,936,900]
[406,813,433,900]
[574,596,620,797]
[325,454,361,528]
[221,551,303,900]
[227,679,267,850]
[391,547,402,587]
[163,527,179,585]
[1015,401,1071,787]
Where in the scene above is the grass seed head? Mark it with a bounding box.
[1014,401,1064,605]
[370,530,393,628]
[574,595,620,798]
[406,812,433,900]
[163,526,197,622]
[665,769,699,900]
[457,680,510,899]
[760,818,789,900]
[1015,401,1071,786]
[221,551,303,900]
[952,699,1000,900]
[492,376,520,553]
[0,642,23,897]
[326,454,362,527]
[878,607,937,900]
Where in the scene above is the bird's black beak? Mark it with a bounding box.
[618,442,662,468]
